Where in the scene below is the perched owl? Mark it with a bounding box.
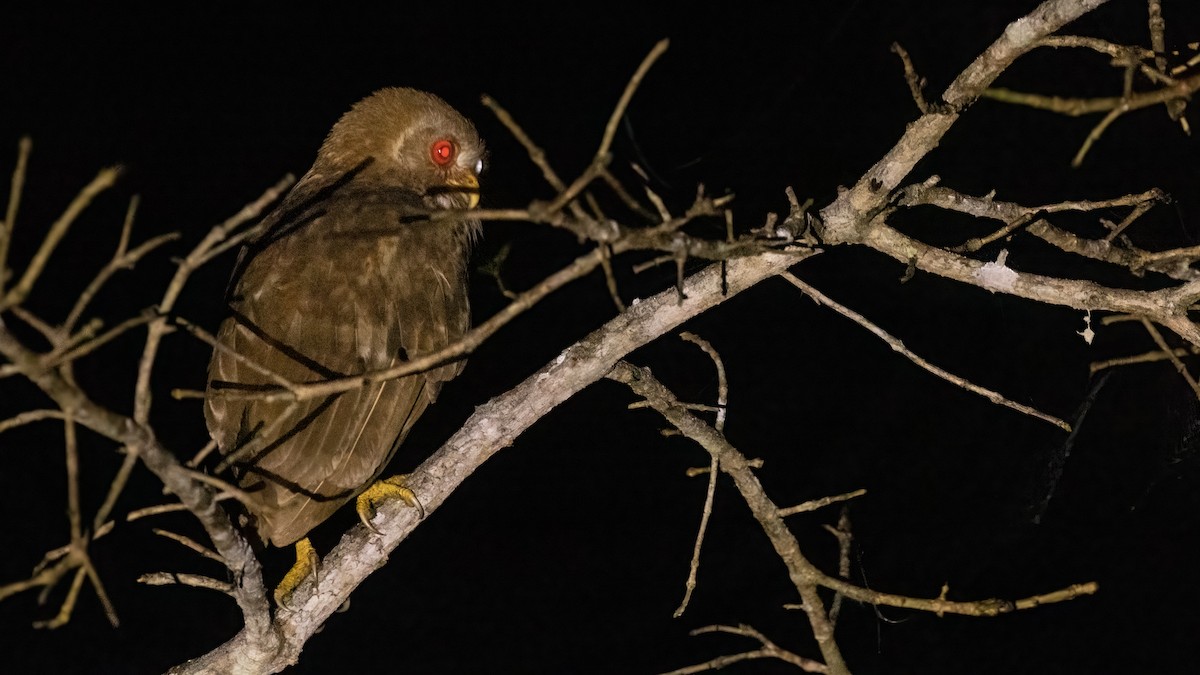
[205,88,484,547]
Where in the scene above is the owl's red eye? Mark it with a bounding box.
[430,139,456,166]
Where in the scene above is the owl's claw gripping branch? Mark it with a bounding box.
[356,474,426,534]
[274,537,320,608]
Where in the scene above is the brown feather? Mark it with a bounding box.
[204,88,481,547]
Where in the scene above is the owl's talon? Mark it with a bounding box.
[357,474,425,534]
[274,537,320,609]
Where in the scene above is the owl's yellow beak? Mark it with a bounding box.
[446,173,480,208]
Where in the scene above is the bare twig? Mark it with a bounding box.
[674,452,717,619]
[1,166,121,310]
[781,271,1070,431]
[138,572,234,595]
[1146,0,1187,121]
[1036,34,1154,61]
[0,408,66,435]
[1139,316,1200,398]
[481,94,568,192]
[1089,345,1199,374]
[544,39,670,216]
[152,528,223,563]
[1072,102,1127,166]
[63,208,179,333]
[982,61,1200,116]
[30,567,86,630]
[981,66,1200,165]
[672,332,729,617]
[600,40,670,167]
[892,42,947,115]
[899,183,1176,276]
[1,137,32,295]
[45,311,157,367]
[126,491,236,522]
[8,304,59,342]
[825,507,854,624]
[187,438,220,468]
[779,489,868,517]
[172,315,298,390]
[662,623,827,674]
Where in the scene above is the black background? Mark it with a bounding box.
[3,2,1200,673]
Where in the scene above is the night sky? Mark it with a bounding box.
[4,2,1200,673]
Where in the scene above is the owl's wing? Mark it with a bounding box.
[205,190,471,547]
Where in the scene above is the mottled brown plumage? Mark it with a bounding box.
[204,88,483,547]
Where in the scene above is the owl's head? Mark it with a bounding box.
[317,87,484,209]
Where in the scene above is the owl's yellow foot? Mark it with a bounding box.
[357,474,425,533]
[274,537,319,608]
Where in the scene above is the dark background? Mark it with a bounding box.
[3,1,1200,673]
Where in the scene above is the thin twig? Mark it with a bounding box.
[31,567,86,630]
[480,94,595,225]
[45,311,157,367]
[1037,34,1154,61]
[172,315,298,390]
[126,491,237,522]
[1146,0,1186,120]
[64,414,82,546]
[0,409,66,435]
[2,166,121,310]
[1,137,32,295]
[675,451,718,618]
[181,468,258,508]
[779,489,868,517]
[598,244,626,312]
[600,39,670,163]
[1072,102,1127,166]
[152,528,223,563]
[1139,317,1200,398]
[92,445,138,534]
[1089,345,1198,374]
[82,557,119,628]
[680,332,728,431]
[137,572,234,595]
[187,438,220,468]
[662,623,827,674]
[481,95,567,192]
[983,67,1200,117]
[64,209,179,333]
[781,271,1070,431]
[600,168,659,222]
[10,304,59,342]
[544,39,670,216]
[825,506,854,624]
[892,42,937,114]
[671,332,730,616]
